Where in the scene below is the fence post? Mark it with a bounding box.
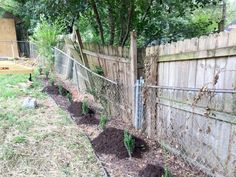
[130,31,138,126]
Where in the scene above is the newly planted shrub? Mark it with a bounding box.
[124,130,135,158]
[82,100,89,115]
[99,115,108,130]
[67,92,72,102]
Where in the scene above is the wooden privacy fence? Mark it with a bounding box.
[55,29,236,177]
[142,29,236,177]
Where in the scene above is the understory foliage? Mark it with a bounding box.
[124,130,135,158]
[31,16,62,69]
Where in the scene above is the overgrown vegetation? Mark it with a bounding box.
[30,16,62,69]
[82,100,89,115]
[99,115,108,130]
[124,130,135,158]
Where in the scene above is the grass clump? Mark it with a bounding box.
[13,136,27,144]
[99,115,108,130]
[124,130,135,158]
[82,100,89,115]
[45,68,50,79]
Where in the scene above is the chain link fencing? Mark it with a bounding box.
[53,47,125,118]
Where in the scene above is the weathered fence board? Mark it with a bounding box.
[144,29,236,177]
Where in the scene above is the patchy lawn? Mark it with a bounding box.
[0,74,104,177]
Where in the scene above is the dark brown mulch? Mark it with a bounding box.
[138,164,165,177]
[92,127,149,159]
[75,115,99,125]
[67,101,83,117]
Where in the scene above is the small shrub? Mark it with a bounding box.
[93,65,104,76]
[82,100,89,115]
[58,84,64,95]
[66,92,72,102]
[124,130,135,158]
[99,115,108,130]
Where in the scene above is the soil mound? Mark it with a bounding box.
[92,127,149,159]
[138,164,165,177]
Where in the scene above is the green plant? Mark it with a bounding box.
[124,130,135,158]
[45,68,50,79]
[99,115,108,130]
[31,15,62,70]
[82,100,89,115]
[66,92,72,102]
[93,65,104,76]
[14,136,26,144]
[58,84,64,95]
[162,168,172,177]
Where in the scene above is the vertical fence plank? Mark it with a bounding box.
[130,31,138,125]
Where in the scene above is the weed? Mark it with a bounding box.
[14,136,27,144]
[58,84,64,95]
[99,115,108,130]
[124,130,135,158]
[93,65,104,76]
[82,100,89,115]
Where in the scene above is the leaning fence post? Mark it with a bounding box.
[130,31,138,126]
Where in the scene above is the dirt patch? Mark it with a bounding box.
[92,127,149,159]
[67,101,83,117]
[138,164,165,177]
[42,85,70,96]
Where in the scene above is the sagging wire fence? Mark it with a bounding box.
[53,47,124,117]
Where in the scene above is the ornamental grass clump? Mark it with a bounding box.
[124,130,135,158]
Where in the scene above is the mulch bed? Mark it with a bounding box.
[40,77,205,177]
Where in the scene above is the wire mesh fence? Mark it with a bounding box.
[54,47,125,118]
[141,85,236,177]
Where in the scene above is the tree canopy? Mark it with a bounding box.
[0,0,227,47]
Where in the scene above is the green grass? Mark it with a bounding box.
[0,74,104,177]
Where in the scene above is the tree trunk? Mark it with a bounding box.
[219,0,226,32]
[121,2,134,47]
[107,0,115,45]
[90,0,105,44]
[118,0,127,46]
